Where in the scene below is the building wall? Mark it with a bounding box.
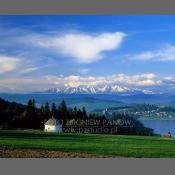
[44,125,56,132]
[44,124,62,133]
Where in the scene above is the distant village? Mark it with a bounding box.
[102,104,175,120]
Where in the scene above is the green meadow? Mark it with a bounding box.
[0,130,175,157]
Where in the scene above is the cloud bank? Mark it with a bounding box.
[43,73,160,88]
[0,73,165,92]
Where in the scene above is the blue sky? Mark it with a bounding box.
[0,15,175,93]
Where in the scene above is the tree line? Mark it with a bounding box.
[0,98,96,129]
[0,98,154,135]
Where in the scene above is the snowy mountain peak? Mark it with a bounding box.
[44,85,155,95]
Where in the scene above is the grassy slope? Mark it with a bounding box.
[0,130,175,158]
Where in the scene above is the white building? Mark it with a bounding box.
[44,117,62,133]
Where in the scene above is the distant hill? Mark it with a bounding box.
[64,97,124,112]
[0,97,26,112]
[0,94,124,112]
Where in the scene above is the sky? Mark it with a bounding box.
[1,15,175,93]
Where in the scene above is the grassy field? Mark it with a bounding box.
[0,130,175,157]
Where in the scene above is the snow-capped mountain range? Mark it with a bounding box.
[44,85,155,95]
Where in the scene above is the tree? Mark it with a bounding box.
[58,100,68,119]
[51,103,57,116]
[32,99,36,108]
[82,106,87,119]
[27,99,36,110]
[60,100,67,111]
[44,102,50,112]
[40,105,44,113]
[44,102,51,119]
[73,106,78,118]
[77,109,83,119]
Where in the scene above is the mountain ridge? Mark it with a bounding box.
[43,85,156,95]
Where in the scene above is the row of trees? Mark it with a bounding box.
[15,99,89,129]
[0,98,88,129]
[40,100,88,120]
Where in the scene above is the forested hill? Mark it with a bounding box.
[0,98,27,128]
[0,98,26,111]
[0,98,154,136]
[0,97,89,129]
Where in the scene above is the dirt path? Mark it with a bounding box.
[0,147,115,158]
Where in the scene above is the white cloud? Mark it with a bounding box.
[22,32,126,63]
[162,76,175,85]
[163,76,175,81]
[0,55,21,73]
[19,67,41,74]
[127,45,175,61]
[0,54,44,76]
[110,73,160,86]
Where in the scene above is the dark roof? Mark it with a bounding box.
[45,118,61,126]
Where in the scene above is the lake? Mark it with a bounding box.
[141,120,175,137]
